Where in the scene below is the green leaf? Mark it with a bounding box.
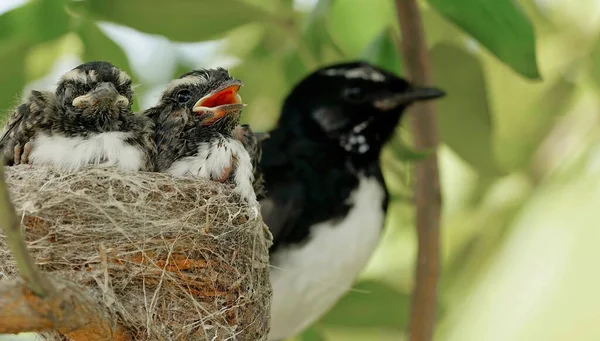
[298,327,327,341]
[283,51,309,86]
[76,20,141,112]
[427,0,541,80]
[25,33,83,82]
[497,75,576,171]
[389,136,434,162]
[78,0,273,42]
[301,0,344,63]
[590,36,600,90]
[317,280,411,330]
[360,26,403,76]
[431,42,503,175]
[0,0,71,44]
[0,41,28,114]
[329,0,398,58]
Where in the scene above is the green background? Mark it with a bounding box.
[1,0,600,340]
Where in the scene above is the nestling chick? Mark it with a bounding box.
[146,68,258,214]
[0,90,58,166]
[0,61,155,172]
[232,124,269,199]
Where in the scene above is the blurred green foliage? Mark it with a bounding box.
[2,0,600,340]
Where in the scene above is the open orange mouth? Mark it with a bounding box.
[192,84,243,113]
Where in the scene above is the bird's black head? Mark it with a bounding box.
[280,61,445,159]
[148,68,244,135]
[55,61,134,130]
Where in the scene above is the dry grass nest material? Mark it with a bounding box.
[0,165,273,341]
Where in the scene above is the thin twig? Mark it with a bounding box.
[394,1,442,341]
[0,162,55,297]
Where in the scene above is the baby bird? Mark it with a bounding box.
[0,61,155,172]
[146,68,258,214]
[0,90,58,166]
[232,124,269,199]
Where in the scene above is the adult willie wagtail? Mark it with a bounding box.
[259,61,446,340]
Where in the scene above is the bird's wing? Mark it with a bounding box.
[0,102,30,148]
[258,129,312,246]
[0,90,57,165]
[259,179,306,246]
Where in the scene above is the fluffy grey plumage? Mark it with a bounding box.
[146,68,258,211]
[0,61,156,172]
[233,124,269,199]
[0,90,58,165]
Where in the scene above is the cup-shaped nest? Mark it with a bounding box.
[0,166,273,341]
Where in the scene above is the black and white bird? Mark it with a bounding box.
[147,68,259,214]
[0,61,155,172]
[258,62,446,340]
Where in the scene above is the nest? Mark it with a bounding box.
[0,166,273,340]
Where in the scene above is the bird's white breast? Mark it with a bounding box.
[166,137,259,213]
[29,132,144,172]
[268,176,386,340]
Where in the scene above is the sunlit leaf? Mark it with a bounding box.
[431,42,503,175]
[329,0,398,58]
[427,0,540,80]
[283,51,309,87]
[360,26,403,76]
[77,21,134,77]
[589,36,600,90]
[25,33,82,82]
[77,0,273,42]
[318,280,410,330]
[76,20,140,111]
[0,0,70,44]
[0,41,28,114]
[298,327,327,341]
[301,0,344,63]
[498,75,576,171]
[230,38,289,130]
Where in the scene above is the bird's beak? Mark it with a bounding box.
[192,80,245,126]
[72,82,129,109]
[373,86,445,111]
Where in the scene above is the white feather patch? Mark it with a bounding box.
[165,75,206,94]
[267,176,386,340]
[60,69,98,84]
[166,137,259,217]
[115,68,132,85]
[321,66,386,82]
[28,132,145,172]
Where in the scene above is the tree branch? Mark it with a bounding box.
[394,1,442,341]
[0,161,55,298]
[0,162,131,340]
[0,276,131,340]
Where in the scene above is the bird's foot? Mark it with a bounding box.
[22,141,32,164]
[13,143,22,165]
[14,141,33,166]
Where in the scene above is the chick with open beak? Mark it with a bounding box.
[146,68,259,216]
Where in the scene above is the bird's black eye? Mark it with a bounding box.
[176,90,192,104]
[343,87,365,102]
